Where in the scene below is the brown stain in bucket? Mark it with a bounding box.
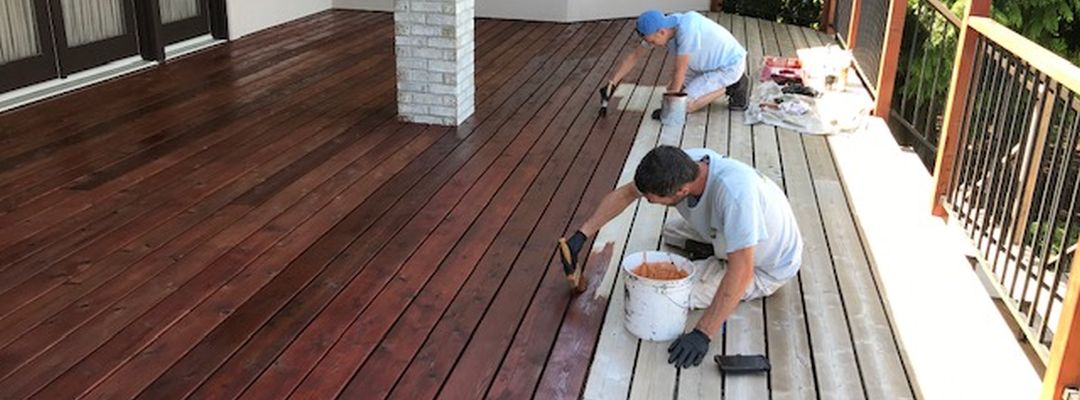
[632,262,689,280]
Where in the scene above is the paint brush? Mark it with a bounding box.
[558,238,588,294]
[598,81,614,117]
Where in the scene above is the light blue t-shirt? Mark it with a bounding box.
[674,148,803,282]
[666,11,748,73]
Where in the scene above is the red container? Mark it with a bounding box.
[759,56,804,84]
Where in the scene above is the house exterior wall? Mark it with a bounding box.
[227,0,333,39]
[334,0,706,22]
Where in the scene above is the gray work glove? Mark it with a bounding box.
[668,329,710,368]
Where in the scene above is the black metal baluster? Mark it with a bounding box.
[988,63,1035,276]
[972,53,1020,250]
[1008,73,1054,297]
[1001,69,1048,286]
[951,39,990,212]
[963,44,1008,233]
[1013,82,1063,304]
[1026,88,1076,326]
[922,13,957,151]
[1035,104,1080,345]
[895,3,922,122]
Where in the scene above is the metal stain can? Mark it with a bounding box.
[660,92,688,127]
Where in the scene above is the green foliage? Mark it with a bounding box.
[724,0,1080,64]
[991,0,1080,65]
[915,0,1080,65]
[723,0,823,28]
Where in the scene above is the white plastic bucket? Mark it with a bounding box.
[622,251,695,341]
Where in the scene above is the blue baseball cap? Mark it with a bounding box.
[636,10,677,36]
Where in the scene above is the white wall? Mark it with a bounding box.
[228,0,334,39]
[335,0,392,12]
[566,0,706,22]
[477,0,566,22]
[334,0,708,22]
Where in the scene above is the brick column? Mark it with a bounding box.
[394,0,475,126]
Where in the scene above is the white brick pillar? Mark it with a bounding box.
[394,0,475,126]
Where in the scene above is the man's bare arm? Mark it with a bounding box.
[610,44,649,85]
[578,183,640,238]
[669,54,691,93]
[695,246,755,338]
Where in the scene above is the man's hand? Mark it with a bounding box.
[667,329,710,368]
[558,230,588,275]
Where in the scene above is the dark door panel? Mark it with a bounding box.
[0,0,59,92]
[47,0,140,76]
[160,0,211,44]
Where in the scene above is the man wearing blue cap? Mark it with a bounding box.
[599,10,750,118]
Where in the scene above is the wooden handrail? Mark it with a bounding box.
[930,0,990,216]
[821,0,838,34]
[874,0,907,116]
[847,0,862,47]
[955,15,1080,400]
[1043,252,1080,400]
[913,1,1080,397]
[968,17,1080,95]
[925,0,961,27]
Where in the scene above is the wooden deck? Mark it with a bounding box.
[0,10,912,399]
[582,13,914,400]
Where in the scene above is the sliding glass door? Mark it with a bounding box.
[51,0,139,74]
[0,0,226,93]
[160,0,211,44]
[0,0,58,91]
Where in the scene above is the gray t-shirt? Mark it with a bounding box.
[674,148,803,281]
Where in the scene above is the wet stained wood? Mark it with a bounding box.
[0,10,913,400]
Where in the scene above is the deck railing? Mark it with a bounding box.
[889,0,960,167]
[822,0,1080,397]
[934,6,1080,397]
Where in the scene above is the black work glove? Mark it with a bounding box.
[668,329,710,368]
[559,230,588,275]
[598,81,615,102]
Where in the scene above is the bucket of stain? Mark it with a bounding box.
[622,251,694,341]
[660,92,688,127]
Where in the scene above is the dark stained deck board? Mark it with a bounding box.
[0,11,405,165]
[0,17,397,241]
[184,25,552,400]
[0,10,605,400]
[0,11,357,158]
[0,12,416,397]
[87,14,552,397]
[0,16,521,316]
[0,17,515,260]
[203,20,610,400]
[0,13,392,233]
[0,16,394,214]
[0,10,913,400]
[0,22,395,279]
[527,23,669,400]
[443,20,646,400]
[98,15,611,400]
[0,31,401,332]
[0,43,398,309]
